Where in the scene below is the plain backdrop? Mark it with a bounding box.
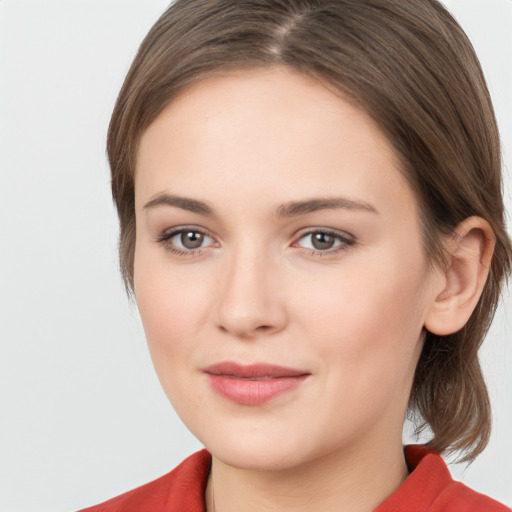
[0,1,511,511]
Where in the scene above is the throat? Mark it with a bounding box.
[205,445,409,512]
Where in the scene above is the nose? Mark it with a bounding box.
[214,248,288,339]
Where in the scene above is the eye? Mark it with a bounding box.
[294,229,355,254]
[174,230,209,249]
[156,227,216,255]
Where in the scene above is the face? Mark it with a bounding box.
[134,66,438,471]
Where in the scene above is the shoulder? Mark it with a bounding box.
[431,480,511,512]
[78,449,211,512]
[376,445,510,512]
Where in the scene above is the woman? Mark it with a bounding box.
[80,0,511,510]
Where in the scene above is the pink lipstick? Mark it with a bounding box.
[204,362,309,405]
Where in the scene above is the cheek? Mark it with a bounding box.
[290,247,430,375]
[134,253,215,419]
[134,245,213,359]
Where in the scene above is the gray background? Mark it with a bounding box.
[0,1,510,510]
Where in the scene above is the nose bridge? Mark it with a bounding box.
[215,239,286,337]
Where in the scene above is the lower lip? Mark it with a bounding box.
[207,375,308,405]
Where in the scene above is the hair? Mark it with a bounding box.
[107,0,512,462]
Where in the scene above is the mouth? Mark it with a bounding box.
[203,362,310,405]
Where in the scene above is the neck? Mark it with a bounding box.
[205,437,409,512]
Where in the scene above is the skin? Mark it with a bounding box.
[133,66,493,512]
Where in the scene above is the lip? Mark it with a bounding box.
[204,362,310,405]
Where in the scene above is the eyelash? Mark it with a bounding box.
[155,227,356,257]
[155,226,215,257]
[293,229,356,256]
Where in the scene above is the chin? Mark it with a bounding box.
[211,441,310,472]
[192,419,329,472]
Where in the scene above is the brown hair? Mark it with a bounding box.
[107,0,512,462]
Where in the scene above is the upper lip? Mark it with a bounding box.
[204,362,310,379]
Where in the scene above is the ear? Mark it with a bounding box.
[424,216,495,336]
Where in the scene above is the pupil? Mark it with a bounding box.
[181,231,204,249]
[312,232,334,250]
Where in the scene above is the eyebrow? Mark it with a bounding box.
[275,197,378,217]
[143,194,214,216]
[143,193,378,217]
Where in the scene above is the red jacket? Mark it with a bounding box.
[79,445,510,511]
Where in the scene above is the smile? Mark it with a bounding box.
[204,362,310,405]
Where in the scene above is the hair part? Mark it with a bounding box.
[107,0,512,462]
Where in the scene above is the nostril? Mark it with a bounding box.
[256,325,272,332]
[216,322,276,338]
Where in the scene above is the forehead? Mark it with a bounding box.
[135,66,416,219]
[139,66,393,159]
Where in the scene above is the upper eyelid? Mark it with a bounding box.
[157,225,214,240]
[154,227,215,252]
[293,227,355,241]
[157,226,352,237]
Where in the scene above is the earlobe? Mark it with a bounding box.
[424,217,495,336]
